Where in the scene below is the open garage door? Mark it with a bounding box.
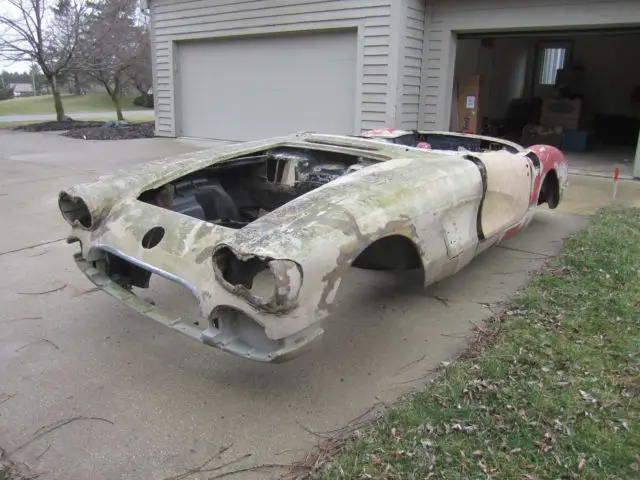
[451,26,640,179]
[176,30,357,141]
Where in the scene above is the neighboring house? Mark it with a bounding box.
[9,83,33,97]
[142,0,640,159]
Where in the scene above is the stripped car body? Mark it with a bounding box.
[59,130,568,363]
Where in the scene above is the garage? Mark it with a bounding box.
[176,30,358,142]
[146,0,640,177]
[422,0,640,178]
[450,28,640,177]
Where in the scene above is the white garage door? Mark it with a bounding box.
[177,30,357,141]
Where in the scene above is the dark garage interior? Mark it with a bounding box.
[450,27,640,176]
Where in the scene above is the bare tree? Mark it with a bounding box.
[0,0,86,121]
[127,25,152,105]
[78,0,142,120]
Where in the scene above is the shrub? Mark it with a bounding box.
[0,84,15,101]
[133,93,154,108]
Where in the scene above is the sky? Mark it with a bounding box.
[0,3,33,74]
[0,59,30,74]
[0,5,21,73]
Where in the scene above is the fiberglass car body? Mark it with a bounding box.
[58,130,568,363]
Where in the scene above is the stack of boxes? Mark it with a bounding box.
[532,66,592,152]
[457,74,483,135]
[539,96,591,152]
[456,68,593,152]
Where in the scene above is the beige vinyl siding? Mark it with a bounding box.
[420,24,453,130]
[149,0,393,137]
[399,0,425,130]
[420,0,640,130]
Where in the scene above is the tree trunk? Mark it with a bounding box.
[103,81,124,121]
[48,75,66,122]
[73,73,82,95]
[110,93,124,121]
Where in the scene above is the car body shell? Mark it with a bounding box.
[60,131,569,363]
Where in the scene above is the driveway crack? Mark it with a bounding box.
[0,238,66,257]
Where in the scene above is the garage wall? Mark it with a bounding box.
[397,0,426,129]
[421,0,640,130]
[570,34,640,117]
[452,38,531,123]
[149,0,394,137]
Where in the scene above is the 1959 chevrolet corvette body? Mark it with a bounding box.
[59,130,568,363]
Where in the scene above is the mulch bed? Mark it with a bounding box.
[62,121,155,140]
[13,119,156,140]
[14,119,106,132]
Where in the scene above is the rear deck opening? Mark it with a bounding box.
[138,147,379,229]
[357,130,522,154]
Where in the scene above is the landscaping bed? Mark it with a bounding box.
[11,119,156,140]
[292,206,640,480]
[61,121,155,140]
[13,119,106,132]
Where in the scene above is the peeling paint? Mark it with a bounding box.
[59,131,569,363]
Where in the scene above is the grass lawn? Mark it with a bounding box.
[307,206,640,480]
[0,93,146,116]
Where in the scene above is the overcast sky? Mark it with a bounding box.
[0,59,30,73]
[0,3,33,73]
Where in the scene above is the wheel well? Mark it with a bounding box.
[538,170,560,209]
[352,235,423,271]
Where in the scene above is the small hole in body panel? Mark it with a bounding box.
[142,226,165,249]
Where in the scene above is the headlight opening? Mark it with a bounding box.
[213,247,302,312]
[59,191,93,229]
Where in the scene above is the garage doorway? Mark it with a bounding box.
[176,29,358,142]
[451,27,640,179]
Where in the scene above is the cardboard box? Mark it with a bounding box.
[540,98,587,130]
[457,75,482,134]
[521,124,563,148]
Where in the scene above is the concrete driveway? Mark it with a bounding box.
[0,130,589,480]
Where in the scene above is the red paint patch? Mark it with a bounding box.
[503,224,523,240]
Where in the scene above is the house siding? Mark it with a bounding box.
[398,0,425,130]
[149,0,394,137]
[420,0,640,130]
